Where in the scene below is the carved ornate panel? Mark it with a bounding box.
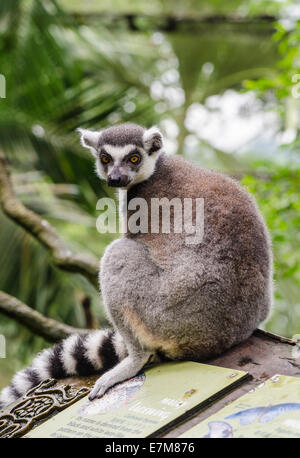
[0,379,89,438]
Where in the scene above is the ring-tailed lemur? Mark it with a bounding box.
[0,123,273,408]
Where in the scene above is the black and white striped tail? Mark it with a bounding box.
[0,329,127,410]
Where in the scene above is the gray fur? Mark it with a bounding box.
[0,123,273,407]
[98,123,145,148]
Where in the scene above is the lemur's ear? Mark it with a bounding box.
[143,126,163,155]
[77,128,102,158]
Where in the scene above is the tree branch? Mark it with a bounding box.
[68,12,277,33]
[0,291,88,343]
[0,151,99,289]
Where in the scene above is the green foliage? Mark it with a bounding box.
[244,19,300,100]
[0,0,163,383]
[241,15,300,339]
[58,0,287,16]
[242,163,300,337]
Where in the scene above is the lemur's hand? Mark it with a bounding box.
[89,373,113,400]
[88,351,151,401]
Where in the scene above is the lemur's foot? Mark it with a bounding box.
[88,352,151,401]
[88,373,113,400]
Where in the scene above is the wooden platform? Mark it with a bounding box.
[0,329,298,438]
[166,329,298,437]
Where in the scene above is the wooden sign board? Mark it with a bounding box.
[180,374,300,438]
[25,361,247,438]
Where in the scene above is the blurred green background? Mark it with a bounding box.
[1,0,300,389]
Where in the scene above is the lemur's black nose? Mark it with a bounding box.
[108,177,121,187]
[107,176,130,187]
[108,167,130,187]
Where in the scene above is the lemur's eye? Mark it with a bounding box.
[129,154,140,164]
[101,155,110,164]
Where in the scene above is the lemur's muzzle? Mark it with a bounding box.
[107,168,130,187]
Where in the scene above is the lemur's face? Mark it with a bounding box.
[78,123,163,189]
[97,143,153,188]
